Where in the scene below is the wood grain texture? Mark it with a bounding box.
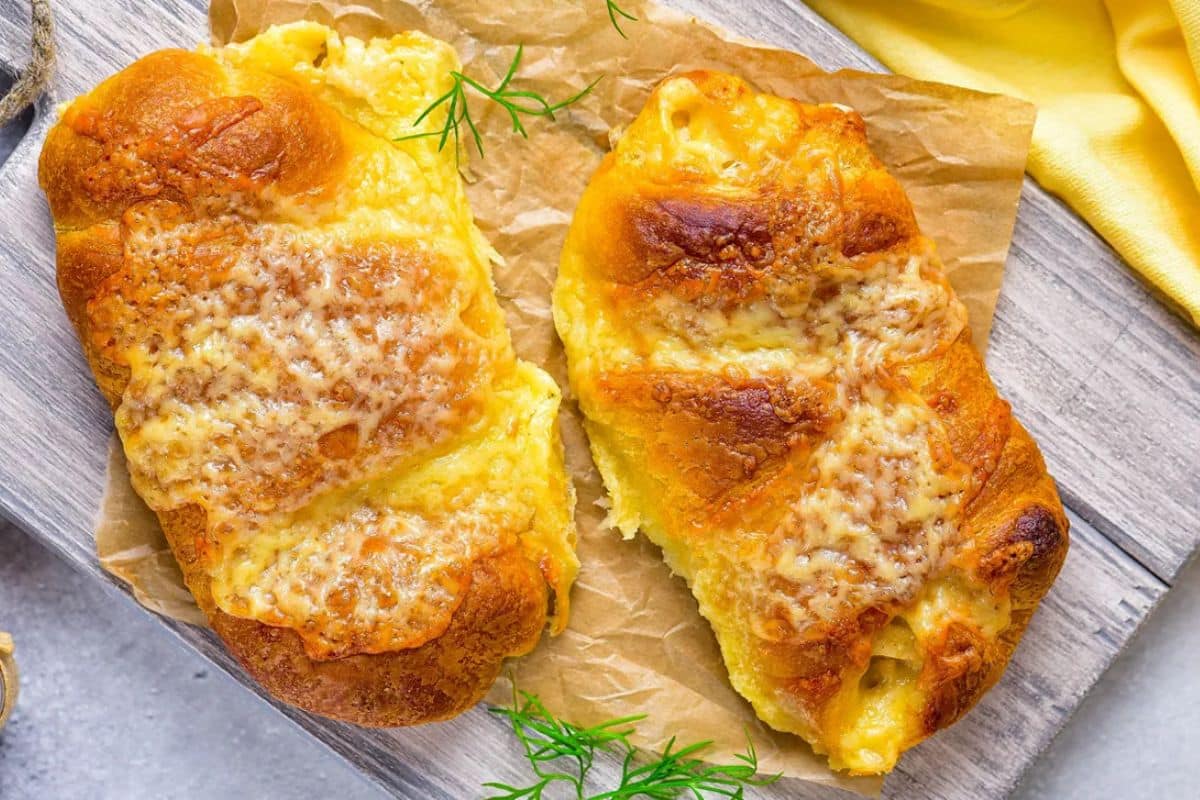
[0,0,1192,798]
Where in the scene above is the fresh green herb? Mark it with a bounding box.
[485,690,780,799]
[606,0,638,38]
[396,45,599,160]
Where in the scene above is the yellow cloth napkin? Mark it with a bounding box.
[806,0,1200,326]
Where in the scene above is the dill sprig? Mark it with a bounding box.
[396,45,599,160]
[485,690,781,799]
[607,0,639,38]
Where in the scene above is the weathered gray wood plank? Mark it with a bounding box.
[989,197,1200,582]
[0,0,1193,798]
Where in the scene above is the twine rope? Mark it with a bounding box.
[0,632,16,730]
[0,0,55,126]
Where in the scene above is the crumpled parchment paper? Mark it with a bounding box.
[91,0,1036,792]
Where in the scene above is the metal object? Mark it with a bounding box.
[0,632,16,730]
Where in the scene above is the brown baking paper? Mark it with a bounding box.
[92,0,1035,792]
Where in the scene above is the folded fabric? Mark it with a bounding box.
[807,0,1200,326]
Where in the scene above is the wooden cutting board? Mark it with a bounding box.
[0,1,1195,797]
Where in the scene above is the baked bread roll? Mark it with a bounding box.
[40,22,578,726]
[555,71,1067,773]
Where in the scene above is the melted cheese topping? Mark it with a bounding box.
[211,365,565,658]
[86,24,576,658]
[823,573,1011,772]
[633,75,808,184]
[105,219,498,522]
[557,73,990,773]
[748,385,968,632]
[617,243,960,377]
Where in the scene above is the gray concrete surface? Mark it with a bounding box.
[0,523,383,800]
[1014,552,1200,800]
[1,518,1197,799]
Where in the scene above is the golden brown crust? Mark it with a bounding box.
[40,50,347,231]
[594,371,837,507]
[556,70,1068,770]
[207,556,546,727]
[163,502,547,726]
[901,335,1068,735]
[41,37,568,725]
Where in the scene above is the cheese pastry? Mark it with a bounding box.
[554,71,1067,773]
[39,22,578,726]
